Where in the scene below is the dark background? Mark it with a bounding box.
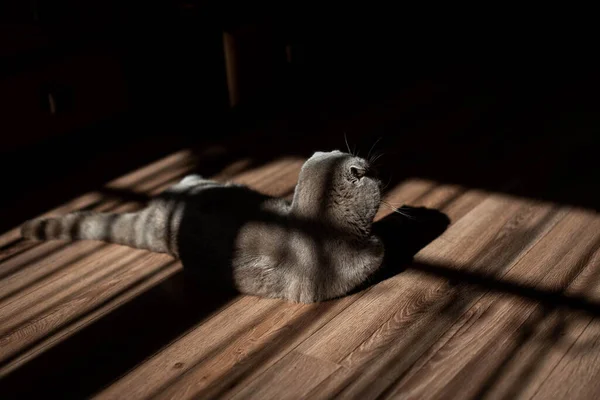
[1,3,598,231]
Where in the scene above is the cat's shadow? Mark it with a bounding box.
[350,205,451,294]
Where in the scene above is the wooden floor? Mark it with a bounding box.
[1,82,600,399]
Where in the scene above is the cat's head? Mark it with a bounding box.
[291,150,381,235]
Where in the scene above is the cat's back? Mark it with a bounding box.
[171,182,290,263]
[157,180,277,215]
[188,183,270,213]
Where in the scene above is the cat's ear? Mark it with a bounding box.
[311,150,342,159]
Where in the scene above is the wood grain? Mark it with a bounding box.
[531,318,600,400]
[2,139,600,399]
[272,195,564,400]
[381,209,600,400]
[231,351,340,400]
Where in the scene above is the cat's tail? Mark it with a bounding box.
[21,209,171,254]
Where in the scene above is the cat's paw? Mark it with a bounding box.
[180,174,204,185]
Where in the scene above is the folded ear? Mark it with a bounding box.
[310,150,343,160]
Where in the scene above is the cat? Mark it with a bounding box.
[21,150,385,303]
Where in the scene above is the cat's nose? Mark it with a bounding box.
[351,157,376,175]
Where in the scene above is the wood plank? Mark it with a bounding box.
[93,296,287,399]
[1,261,182,377]
[0,251,178,375]
[142,299,353,400]
[1,244,136,332]
[521,234,600,400]
[231,351,340,400]
[531,318,600,400]
[301,195,562,361]
[380,209,600,400]
[294,195,566,399]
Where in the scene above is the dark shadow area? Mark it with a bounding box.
[3,10,600,234]
[351,206,451,294]
[0,269,238,399]
[411,259,600,318]
[5,70,598,238]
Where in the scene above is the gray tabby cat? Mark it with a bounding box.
[21,150,384,303]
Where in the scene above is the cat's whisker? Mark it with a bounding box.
[344,132,353,155]
[368,151,378,164]
[381,200,406,209]
[369,152,384,165]
[381,175,393,191]
[380,201,417,220]
[367,137,382,161]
